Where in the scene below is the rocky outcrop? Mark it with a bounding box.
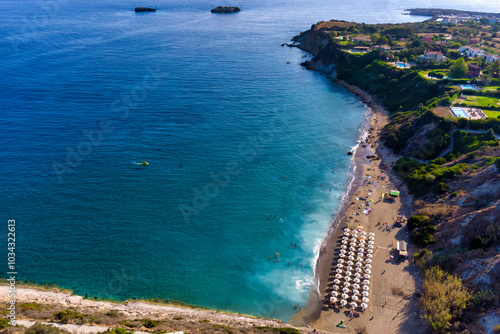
[211,6,240,13]
[135,7,156,12]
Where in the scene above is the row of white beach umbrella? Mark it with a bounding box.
[330,231,375,310]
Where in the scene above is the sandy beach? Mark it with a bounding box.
[290,80,427,334]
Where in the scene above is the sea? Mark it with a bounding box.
[1,0,499,322]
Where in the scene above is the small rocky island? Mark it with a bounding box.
[135,7,157,12]
[211,6,240,13]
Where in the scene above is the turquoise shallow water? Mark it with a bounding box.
[1,0,500,322]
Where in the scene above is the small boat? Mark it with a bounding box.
[142,161,149,165]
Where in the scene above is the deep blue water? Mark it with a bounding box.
[1,0,499,322]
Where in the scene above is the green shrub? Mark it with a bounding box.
[494,324,500,333]
[53,310,85,323]
[213,324,233,334]
[97,329,133,334]
[172,316,184,321]
[19,303,43,312]
[26,323,62,334]
[449,192,459,199]
[199,319,210,323]
[434,182,448,194]
[0,319,10,329]
[408,215,432,230]
[142,319,161,328]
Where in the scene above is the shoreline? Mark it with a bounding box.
[290,77,388,327]
[291,74,421,333]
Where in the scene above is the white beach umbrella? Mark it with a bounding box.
[368,249,374,254]
[332,285,339,290]
[345,271,352,276]
[352,295,359,301]
[342,240,348,245]
[350,302,357,308]
[330,296,338,303]
[344,282,351,287]
[353,278,361,284]
[363,280,370,285]
[359,240,366,244]
[366,259,372,264]
[341,244,347,249]
[341,293,349,300]
[347,261,354,266]
[351,242,357,247]
[352,289,360,295]
[365,269,372,274]
[356,262,363,267]
[352,230,358,234]
[360,231,366,235]
[342,236,349,240]
[335,274,342,279]
[339,253,346,258]
[367,254,373,259]
[349,251,356,255]
[336,269,343,274]
[369,236,375,241]
[349,246,357,251]
[358,252,364,257]
[362,297,369,303]
[348,256,355,261]
[344,276,351,281]
[366,264,372,269]
[362,291,369,297]
[340,249,346,253]
[368,241,374,245]
[369,232,375,236]
[368,245,374,249]
[358,247,365,252]
[360,302,368,310]
[340,299,347,307]
[355,268,363,273]
[337,263,343,268]
[356,257,364,262]
[331,291,339,297]
[354,273,361,278]
[364,274,371,279]
[353,283,360,290]
[363,285,370,291]
[338,259,344,263]
[344,232,350,236]
[342,287,350,293]
[346,265,353,271]
[334,279,341,284]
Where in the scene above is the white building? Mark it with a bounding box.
[459,45,485,58]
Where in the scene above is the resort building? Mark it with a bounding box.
[352,36,371,44]
[419,50,446,63]
[352,46,371,53]
[484,54,500,63]
[372,45,391,52]
[459,46,485,58]
[466,63,482,77]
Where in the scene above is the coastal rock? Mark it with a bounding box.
[211,6,241,13]
[135,7,156,12]
[347,151,353,156]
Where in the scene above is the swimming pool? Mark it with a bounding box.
[395,62,410,68]
[451,107,469,118]
[461,85,477,90]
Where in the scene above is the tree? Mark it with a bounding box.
[370,33,380,44]
[377,36,389,45]
[449,58,468,78]
[421,267,471,334]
